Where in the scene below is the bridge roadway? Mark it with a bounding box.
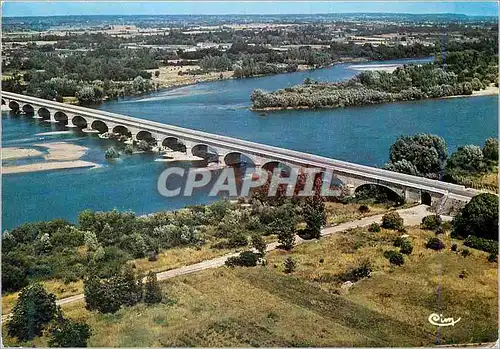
[1,91,481,203]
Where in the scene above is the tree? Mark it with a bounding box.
[104,146,120,159]
[251,234,267,256]
[483,138,498,162]
[269,204,298,250]
[452,193,498,241]
[301,196,326,239]
[83,266,143,314]
[48,313,91,347]
[384,134,447,178]
[446,145,487,175]
[7,283,57,341]
[144,271,162,305]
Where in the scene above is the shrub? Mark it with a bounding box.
[301,197,326,239]
[84,267,143,314]
[426,237,445,250]
[463,235,498,255]
[283,257,296,274]
[225,251,259,267]
[144,271,162,305]
[389,251,405,266]
[421,214,442,230]
[124,144,134,154]
[382,212,404,230]
[104,146,120,159]
[460,248,471,257]
[368,222,381,232]
[251,234,267,256]
[337,259,372,282]
[399,239,413,255]
[393,236,405,247]
[48,317,92,347]
[451,244,458,252]
[488,253,498,263]
[358,204,370,213]
[452,193,498,241]
[7,283,57,341]
[227,232,248,248]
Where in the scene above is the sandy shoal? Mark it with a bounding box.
[34,142,88,161]
[3,147,44,160]
[3,161,99,174]
[3,142,99,174]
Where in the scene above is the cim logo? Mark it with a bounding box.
[428,313,461,327]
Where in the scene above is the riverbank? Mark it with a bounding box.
[3,142,99,174]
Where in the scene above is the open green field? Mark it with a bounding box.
[8,225,495,347]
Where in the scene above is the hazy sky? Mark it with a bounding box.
[3,1,498,17]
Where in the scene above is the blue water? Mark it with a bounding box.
[3,57,497,230]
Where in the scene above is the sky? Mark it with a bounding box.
[2,1,499,17]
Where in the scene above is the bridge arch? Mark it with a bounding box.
[162,137,186,152]
[38,107,51,119]
[54,111,68,124]
[354,183,404,205]
[421,192,432,205]
[223,152,256,167]
[22,104,34,115]
[112,125,132,137]
[8,101,20,112]
[91,120,108,133]
[1,99,5,105]
[261,161,292,177]
[72,115,87,128]
[136,130,154,141]
[191,144,219,163]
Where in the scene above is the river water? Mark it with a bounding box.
[2,57,498,230]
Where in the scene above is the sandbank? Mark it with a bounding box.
[3,147,44,160]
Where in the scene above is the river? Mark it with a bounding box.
[2,57,498,230]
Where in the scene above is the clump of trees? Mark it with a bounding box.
[384,134,447,179]
[452,193,498,241]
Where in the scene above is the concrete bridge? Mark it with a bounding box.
[2,91,482,206]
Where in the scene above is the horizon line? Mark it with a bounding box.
[3,11,499,19]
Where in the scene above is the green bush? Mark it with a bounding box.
[451,243,458,252]
[463,235,498,255]
[123,144,134,154]
[48,317,92,347]
[488,253,498,263]
[381,212,404,230]
[393,236,405,247]
[227,232,248,248]
[283,257,296,274]
[251,234,267,256]
[336,259,372,282]
[425,237,445,250]
[399,239,413,255]
[104,146,120,159]
[460,248,471,257]
[421,214,442,230]
[144,271,162,305]
[358,204,370,213]
[368,222,381,232]
[452,193,498,241]
[225,251,259,267]
[384,250,404,266]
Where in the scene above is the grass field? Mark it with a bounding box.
[7,224,495,347]
[1,202,385,315]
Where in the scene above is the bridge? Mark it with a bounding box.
[2,91,481,206]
